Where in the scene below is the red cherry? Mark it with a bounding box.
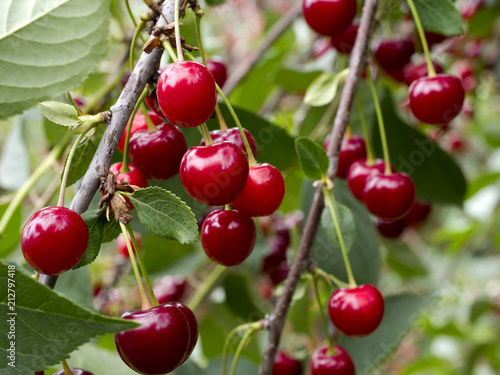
[21,207,89,275]
[330,24,358,54]
[144,93,164,118]
[232,163,285,217]
[373,38,415,71]
[376,218,407,238]
[302,0,357,36]
[268,261,290,286]
[403,61,444,86]
[117,232,142,258]
[328,284,384,336]
[409,74,465,124]
[200,127,258,158]
[346,159,391,201]
[310,345,355,375]
[153,275,187,304]
[205,57,228,88]
[114,302,197,374]
[52,369,94,375]
[128,123,187,181]
[118,112,164,153]
[272,350,302,375]
[180,142,249,206]
[363,173,415,220]
[156,61,216,127]
[328,134,367,178]
[424,32,448,48]
[404,200,432,226]
[201,210,256,266]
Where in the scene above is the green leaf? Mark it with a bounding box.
[63,139,96,187]
[142,235,197,275]
[340,294,433,373]
[73,209,104,270]
[55,267,94,310]
[295,137,329,180]
[223,272,267,321]
[128,187,199,244]
[0,261,138,375]
[0,0,110,120]
[321,201,357,253]
[371,91,467,205]
[288,277,312,334]
[0,120,29,190]
[413,0,464,36]
[38,102,80,127]
[385,241,428,279]
[304,69,348,107]
[273,67,323,92]
[101,217,121,243]
[468,6,500,38]
[0,203,21,257]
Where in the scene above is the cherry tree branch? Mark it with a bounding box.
[257,1,379,374]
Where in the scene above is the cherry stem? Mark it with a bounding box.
[406,0,436,77]
[187,264,226,311]
[162,39,178,62]
[57,133,85,207]
[356,92,374,164]
[312,271,336,355]
[215,103,229,131]
[125,224,159,306]
[315,267,350,289]
[174,0,184,61]
[222,324,249,375]
[125,0,138,28]
[140,102,157,133]
[199,123,214,145]
[229,325,259,375]
[366,70,392,175]
[0,132,71,237]
[129,20,146,72]
[120,222,152,310]
[322,187,357,289]
[62,360,74,375]
[194,13,207,65]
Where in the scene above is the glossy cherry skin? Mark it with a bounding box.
[409,74,465,124]
[347,159,392,201]
[403,61,444,86]
[272,350,302,375]
[52,369,94,375]
[21,207,88,276]
[363,173,415,220]
[205,57,228,88]
[376,218,407,239]
[328,284,385,336]
[201,210,256,266]
[109,162,149,188]
[232,163,285,217]
[114,302,197,375]
[153,275,187,304]
[330,134,367,178]
[200,127,258,158]
[117,232,142,258]
[404,200,432,226]
[118,112,164,153]
[156,61,216,127]
[180,142,249,206]
[302,0,357,36]
[310,345,355,375]
[330,24,358,54]
[129,123,187,181]
[373,38,414,71]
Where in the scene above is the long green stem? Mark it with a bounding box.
[120,222,152,310]
[162,40,179,62]
[222,325,248,375]
[126,223,159,306]
[229,327,257,375]
[0,132,72,237]
[130,20,146,72]
[174,0,183,61]
[312,272,335,354]
[141,102,157,133]
[187,264,226,310]
[322,187,357,288]
[406,0,436,77]
[57,133,85,207]
[194,14,207,65]
[200,123,213,145]
[366,70,391,175]
[356,93,374,164]
[125,0,138,28]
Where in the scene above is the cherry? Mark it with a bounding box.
[376,218,407,238]
[156,61,216,127]
[201,210,256,266]
[409,74,465,124]
[117,112,164,153]
[144,93,164,118]
[373,38,414,72]
[205,57,228,88]
[330,24,359,54]
[346,159,391,201]
[424,32,448,48]
[272,350,302,375]
[128,123,187,181]
[180,142,249,206]
[326,134,367,178]
[403,61,444,86]
[302,0,357,37]
[268,261,290,286]
[404,200,431,226]
[200,127,258,158]
[114,302,197,374]
[21,206,89,275]
[231,163,285,217]
[109,162,148,209]
[153,275,187,304]
[328,284,384,336]
[52,369,94,375]
[117,232,142,258]
[363,173,415,220]
[310,345,355,375]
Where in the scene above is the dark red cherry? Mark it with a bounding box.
[205,57,228,88]
[363,173,415,220]
[328,284,384,336]
[376,218,407,238]
[144,93,164,118]
[346,159,390,201]
[156,61,216,127]
[232,163,285,217]
[403,61,444,86]
[302,0,357,36]
[200,127,258,158]
[114,302,197,374]
[52,369,94,375]
[180,142,249,206]
[118,112,164,153]
[272,350,302,375]
[128,123,187,181]
[326,134,367,178]
[404,200,432,226]
[268,261,290,286]
[153,275,187,304]
[117,232,142,258]
[409,74,465,124]
[330,24,359,54]
[21,206,89,275]
[310,345,355,375]
[201,210,256,266]
[373,38,415,71]
[424,32,448,48]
